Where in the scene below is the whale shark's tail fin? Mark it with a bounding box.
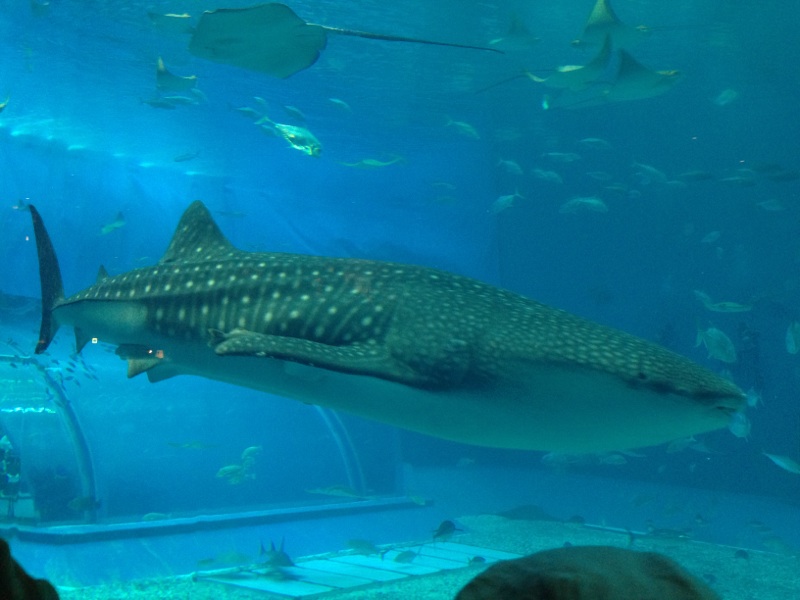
[29,205,64,354]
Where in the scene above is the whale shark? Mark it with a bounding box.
[29,201,745,452]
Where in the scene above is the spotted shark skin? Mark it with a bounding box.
[29,201,745,452]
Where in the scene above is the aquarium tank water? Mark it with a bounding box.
[0,1,798,599]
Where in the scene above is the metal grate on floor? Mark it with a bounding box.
[197,541,520,598]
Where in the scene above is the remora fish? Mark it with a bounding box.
[28,202,745,452]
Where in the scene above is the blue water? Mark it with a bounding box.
[0,0,798,590]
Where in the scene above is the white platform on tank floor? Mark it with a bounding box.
[197,541,520,598]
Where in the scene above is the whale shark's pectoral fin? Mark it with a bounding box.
[209,328,468,388]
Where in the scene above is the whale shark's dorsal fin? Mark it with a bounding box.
[159,201,235,264]
[96,265,109,282]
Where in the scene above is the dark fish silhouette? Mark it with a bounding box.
[433,520,463,540]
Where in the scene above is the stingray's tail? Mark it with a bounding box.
[29,205,64,353]
[323,25,503,55]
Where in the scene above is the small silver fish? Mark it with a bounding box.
[142,97,177,110]
[531,168,563,184]
[560,196,608,214]
[235,106,262,120]
[728,412,751,439]
[706,301,752,313]
[693,290,751,313]
[785,322,800,354]
[700,231,722,244]
[598,453,627,466]
[148,12,193,35]
[678,170,715,182]
[339,157,404,169]
[578,137,612,150]
[763,453,800,475]
[216,464,245,478]
[161,95,199,106]
[446,118,480,139]
[632,162,668,185]
[695,327,737,363]
[713,88,739,106]
[756,199,785,212]
[666,436,696,453]
[432,181,456,191]
[745,388,761,408]
[542,152,581,163]
[305,484,367,498]
[719,175,755,187]
[328,98,351,112]
[173,150,200,162]
[241,445,263,460]
[491,190,524,214]
[585,170,613,181]
[141,512,169,521]
[541,452,590,467]
[497,159,523,175]
[283,105,307,122]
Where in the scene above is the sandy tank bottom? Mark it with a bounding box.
[55,514,799,599]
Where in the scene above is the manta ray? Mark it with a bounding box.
[29,202,744,452]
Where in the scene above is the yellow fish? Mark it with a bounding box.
[257,115,322,156]
[274,124,322,156]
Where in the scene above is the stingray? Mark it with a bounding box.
[156,57,197,91]
[488,13,540,51]
[575,0,649,48]
[542,48,680,109]
[603,49,682,102]
[188,3,501,79]
[526,34,612,91]
[476,34,611,95]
